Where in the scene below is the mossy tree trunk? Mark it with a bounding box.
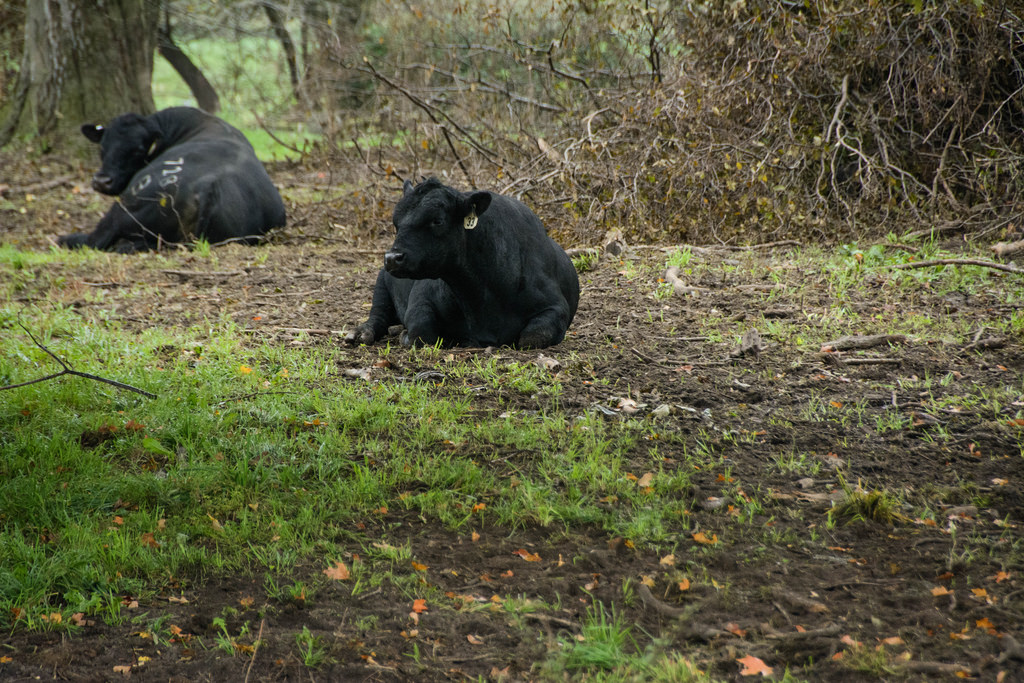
[0,0,160,153]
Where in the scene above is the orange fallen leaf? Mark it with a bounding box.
[931,585,952,596]
[411,561,428,572]
[472,503,486,512]
[512,548,541,562]
[239,596,254,608]
[678,578,691,592]
[113,516,124,526]
[840,634,862,648]
[879,636,904,646]
[736,654,773,676]
[412,599,428,614]
[471,531,480,542]
[466,634,484,645]
[140,532,158,549]
[640,575,656,587]
[0,655,11,664]
[692,531,719,545]
[323,560,351,581]
[992,571,1011,583]
[238,365,253,374]
[726,622,747,637]
[113,665,132,676]
[637,472,654,488]
[659,554,675,566]
[976,617,995,630]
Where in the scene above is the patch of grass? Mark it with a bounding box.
[830,478,907,526]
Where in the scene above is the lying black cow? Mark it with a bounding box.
[59,106,286,252]
[346,178,579,349]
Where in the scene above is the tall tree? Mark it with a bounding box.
[0,0,160,151]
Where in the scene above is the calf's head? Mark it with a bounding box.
[82,113,161,195]
[384,179,491,279]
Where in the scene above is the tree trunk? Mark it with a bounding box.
[157,24,220,113]
[262,1,300,103]
[0,0,160,152]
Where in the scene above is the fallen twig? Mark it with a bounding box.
[637,585,725,640]
[764,623,842,641]
[161,269,247,277]
[243,618,266,683]
[663,266,705,296]
[1,322,156,399]
[2,173,76,195]
[893,258,1022,275]
[821,334,907,352]
[992,239,1024,259]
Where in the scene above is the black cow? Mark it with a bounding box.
[346,178,579,349]
[59,107,286,253]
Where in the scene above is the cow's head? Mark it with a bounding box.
[384,178,491,279]
[81,113,161,195]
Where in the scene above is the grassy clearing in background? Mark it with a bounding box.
[152,35,319,161]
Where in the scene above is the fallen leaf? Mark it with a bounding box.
[239,596,254,608]
[692,531,719,545]
[931,585,952,596]
[323,560,351,581]
[412,599,428,614]
[640,575,656,587]
[737,654,773,676]
[659,553,675,566]
[840,634,862,648]
[471,531,480,542]
[207,514,223,531]
[140,532,158,549]
[238,365,253,374]
[678,578,691,592]
[466,634,484,645]
[512,548,541,562]
[113,665,132,675]
[992,571,1011,583]
[976,617,995,630]
[879,636,904,646]
[411,561,428,572]
[726,622,747,637]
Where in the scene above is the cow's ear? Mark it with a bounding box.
[403,179,415,196]
[462,192,490,230]
[81,124,104,143]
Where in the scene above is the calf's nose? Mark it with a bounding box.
[384,251,405,272]
[92,174,114,193]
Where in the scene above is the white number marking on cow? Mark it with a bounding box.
[131,174,152,195]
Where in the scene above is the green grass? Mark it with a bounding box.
[0,257,720,625]
[152,35,318,161]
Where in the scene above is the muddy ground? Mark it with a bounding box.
[1,156,1023,681]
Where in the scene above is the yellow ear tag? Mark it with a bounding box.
[160,197,167,207]
[464,209,478,230]
[148,140,159,157]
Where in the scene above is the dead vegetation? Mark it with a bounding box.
[313,1,1024,246]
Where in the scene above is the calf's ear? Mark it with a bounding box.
[403,179,415,196]
[81,124,104,143]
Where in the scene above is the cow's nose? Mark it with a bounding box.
[384,251,404,272]
[92,174,113,193]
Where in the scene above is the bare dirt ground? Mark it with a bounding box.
[2,155,1023,681]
